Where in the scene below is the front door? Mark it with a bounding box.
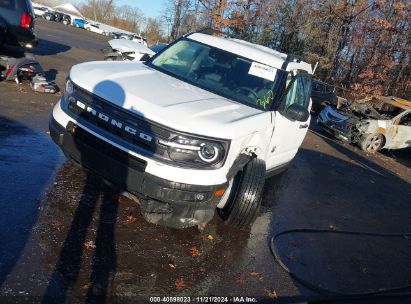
[266,73,312,169]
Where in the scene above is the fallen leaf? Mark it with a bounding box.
[84,241,96,250]
[264,289,278,299]
[236,274,246,284]
[168,262,176,269]
[175,278,185,291]
[250,271,259,277]
[124,214,137,224]
[207,234,214,240]
[189,246,200,257]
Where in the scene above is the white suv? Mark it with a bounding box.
[49,32,313,230]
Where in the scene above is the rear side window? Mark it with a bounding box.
[0,0,16,9]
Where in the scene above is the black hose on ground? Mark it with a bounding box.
[269,228,411,303]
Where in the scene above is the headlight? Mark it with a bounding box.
[159,135,227,167]
[64,79,75,100]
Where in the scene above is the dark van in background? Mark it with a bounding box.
[0,0,38,48]
[311,79,337,113]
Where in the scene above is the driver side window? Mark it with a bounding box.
[283,74,312,111]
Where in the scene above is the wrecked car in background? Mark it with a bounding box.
[318,96,411,153]
[102,39,155,61]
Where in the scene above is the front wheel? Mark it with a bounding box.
[218,158,266,229]
[359,133,384,153]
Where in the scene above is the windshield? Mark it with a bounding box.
[150,39,280,111]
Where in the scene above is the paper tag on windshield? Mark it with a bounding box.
[248,62,276,81]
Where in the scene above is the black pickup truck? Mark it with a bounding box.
[0,0,38,48]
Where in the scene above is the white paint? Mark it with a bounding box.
[378,120,387,128]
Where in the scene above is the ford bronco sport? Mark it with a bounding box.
[49,32,313,230]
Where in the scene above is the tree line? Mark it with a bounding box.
[35,0,410,99]
[165,0,410,99]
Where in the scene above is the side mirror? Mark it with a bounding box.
[284,104,310,122]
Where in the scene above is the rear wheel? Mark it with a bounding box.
[359,133,384,153]
[218,158,266,229]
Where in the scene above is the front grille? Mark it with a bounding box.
[67,85,170,158]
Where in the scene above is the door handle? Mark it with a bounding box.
[299,124,309,129]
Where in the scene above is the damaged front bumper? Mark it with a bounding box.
[317,106,355,142]
[49,117,227,229]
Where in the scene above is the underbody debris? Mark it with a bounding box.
[318,96,411,153]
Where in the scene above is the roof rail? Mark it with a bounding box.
[184,28,227,38]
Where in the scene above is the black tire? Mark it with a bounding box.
[219,158,266,229]
[359,133,384,153]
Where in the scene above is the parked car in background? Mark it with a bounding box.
[61,14,71,25]
[318,96,411,153]
[102,39,155,61]
[44,10,61,22]
[130,34,147,46]
[311,79,337,113]
[43,11,54,21]
[32,4,48,17]
[110,32,122,39]
[149,44,168,53]
[0,0,38,48]
[85,23,104,35]
[72,18,86,29]
[119,33,131,40]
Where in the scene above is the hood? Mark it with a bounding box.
[108,39,154,55]
[69,61,270,139]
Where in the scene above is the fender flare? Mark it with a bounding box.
[226,153,255,180]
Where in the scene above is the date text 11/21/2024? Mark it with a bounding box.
[149,296,258,303]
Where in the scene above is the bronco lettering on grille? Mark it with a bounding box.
[74,100,153,143]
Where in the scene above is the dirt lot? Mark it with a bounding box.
[0,19,410,303]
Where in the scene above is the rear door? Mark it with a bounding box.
[266,72,312,169]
